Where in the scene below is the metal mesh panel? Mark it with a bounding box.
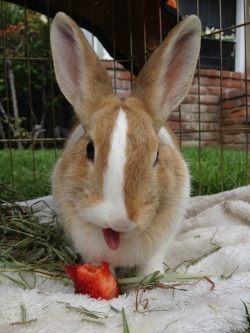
[0,0,249,198]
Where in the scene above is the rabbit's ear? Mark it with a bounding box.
[131,15,201,130]
[50,12,114,126]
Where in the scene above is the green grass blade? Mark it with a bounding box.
[117,272,208,286]
[122,308,130,333]
[241,300,250,327]
[80,318,106,326]
[20,304,27,322]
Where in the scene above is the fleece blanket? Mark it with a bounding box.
[0,186,250,333]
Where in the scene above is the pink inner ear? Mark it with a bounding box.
[160,31,197,111]
[59,26,82,89]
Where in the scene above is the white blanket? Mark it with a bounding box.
[1,186,250,333]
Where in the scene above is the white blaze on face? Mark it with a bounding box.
[104,108,128,206]
[82,108,136,233]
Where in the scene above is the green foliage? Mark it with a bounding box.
[0,2,24,26]
[0,2,62,139]
[0,2,50,60]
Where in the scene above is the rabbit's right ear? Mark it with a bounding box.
[50,12,114,126]
[131,15,201,131]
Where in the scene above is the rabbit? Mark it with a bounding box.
[50,12,201,276]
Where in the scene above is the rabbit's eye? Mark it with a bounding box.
[86,140,95,161]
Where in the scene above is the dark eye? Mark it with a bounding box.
[86,140,95,161]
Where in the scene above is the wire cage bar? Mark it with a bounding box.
[0,0,249,198]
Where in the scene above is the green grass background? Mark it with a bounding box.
[0,147,249,200]
[182,146,249,196]
[0,149,60,199]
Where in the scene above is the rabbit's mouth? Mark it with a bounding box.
[103,228,120,250]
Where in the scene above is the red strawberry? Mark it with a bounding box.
[65,262,120,300]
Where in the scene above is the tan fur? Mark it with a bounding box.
[50,13,201,276]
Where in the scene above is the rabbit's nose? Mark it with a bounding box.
[108,218,136,233]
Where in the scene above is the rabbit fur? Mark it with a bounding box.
[50,13,201,276]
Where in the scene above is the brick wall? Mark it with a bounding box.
[170,69,250,150]
[103,61,133,99]
[103,61,250,150]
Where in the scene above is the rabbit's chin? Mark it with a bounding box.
[66,221,135,266]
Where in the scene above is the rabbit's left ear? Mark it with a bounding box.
[131,15,201,130]
[50,12,114,127]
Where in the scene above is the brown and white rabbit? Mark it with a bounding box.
[50,13,201,276]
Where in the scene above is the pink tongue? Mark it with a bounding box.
[103,228,120,250]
